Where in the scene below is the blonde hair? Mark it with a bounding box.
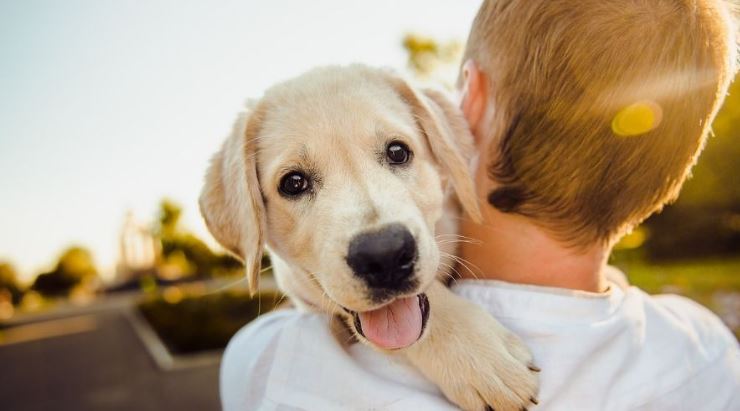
[463,0,737,246]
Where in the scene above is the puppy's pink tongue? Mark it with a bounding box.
[357,296,422,350]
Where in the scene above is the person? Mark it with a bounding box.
[220,0,740,409]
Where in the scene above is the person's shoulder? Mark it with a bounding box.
[625,289,739,410]
[639,290,736,352]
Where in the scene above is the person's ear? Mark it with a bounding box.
[199,104,266,295]
[460,59,488,139]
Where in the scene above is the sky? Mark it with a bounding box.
[0,0,482,282]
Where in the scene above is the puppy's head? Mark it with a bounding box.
[200,65,480,349]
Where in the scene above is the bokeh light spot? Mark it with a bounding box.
[611,101,662,137]
[163,286,184,304]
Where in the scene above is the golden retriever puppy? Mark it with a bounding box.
[200,65,539,411]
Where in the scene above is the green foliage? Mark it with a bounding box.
[640,75,740,260]
[403,34,441,75]
[31,246,98,297]
[158,198,183,237]
[155,198,242,278]
[677,78,740,208]
[0,262,23,305]
[138,290,282,353]
[402,33,462,85]
[642,205,739,260]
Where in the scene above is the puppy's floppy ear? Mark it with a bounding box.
[199,105,266,294]
[388,76,483,222]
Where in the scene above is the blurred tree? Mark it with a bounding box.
[155,199,241,279]
[641,75,740,260]
[0,261,24,305]
[159,199,183,238]
[31,247,98,297]
[402,33,462,87]
[679,78,740,208]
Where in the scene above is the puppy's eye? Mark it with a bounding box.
[279,172,310,197]
[386,141,411,165]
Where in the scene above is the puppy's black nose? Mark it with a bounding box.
[346,224,417,289]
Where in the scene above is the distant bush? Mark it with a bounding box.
[156,199,242,279]
[0,262,23,305]
[138,289,282,354]
[640,75,740,261]
[644,205,740,261]
[31,247,98,297]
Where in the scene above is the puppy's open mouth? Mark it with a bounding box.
[346,293,429,350]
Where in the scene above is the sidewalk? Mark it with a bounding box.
[1,299,221,410]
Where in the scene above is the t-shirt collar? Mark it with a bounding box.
[450,266,628,323]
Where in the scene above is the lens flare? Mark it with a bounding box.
[611,101,662,137]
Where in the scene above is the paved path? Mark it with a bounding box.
[1,310,221,411]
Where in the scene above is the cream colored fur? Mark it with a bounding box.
[200,65,538,411]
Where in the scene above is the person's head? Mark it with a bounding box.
[459,0,737,249]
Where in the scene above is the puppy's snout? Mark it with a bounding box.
[346,224,417,289]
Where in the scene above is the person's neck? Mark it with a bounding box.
[457,206,610,293]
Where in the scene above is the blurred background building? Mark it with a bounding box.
[116,211,158,283]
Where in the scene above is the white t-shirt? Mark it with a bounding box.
[220,272,740,411]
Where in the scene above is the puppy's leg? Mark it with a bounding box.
[403,281,539,411]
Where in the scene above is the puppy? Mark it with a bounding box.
[200,65,539,411]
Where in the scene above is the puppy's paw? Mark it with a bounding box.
[404,282,539,411]
[440,325,540,411]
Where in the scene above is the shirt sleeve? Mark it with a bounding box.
[220,309,298,411]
